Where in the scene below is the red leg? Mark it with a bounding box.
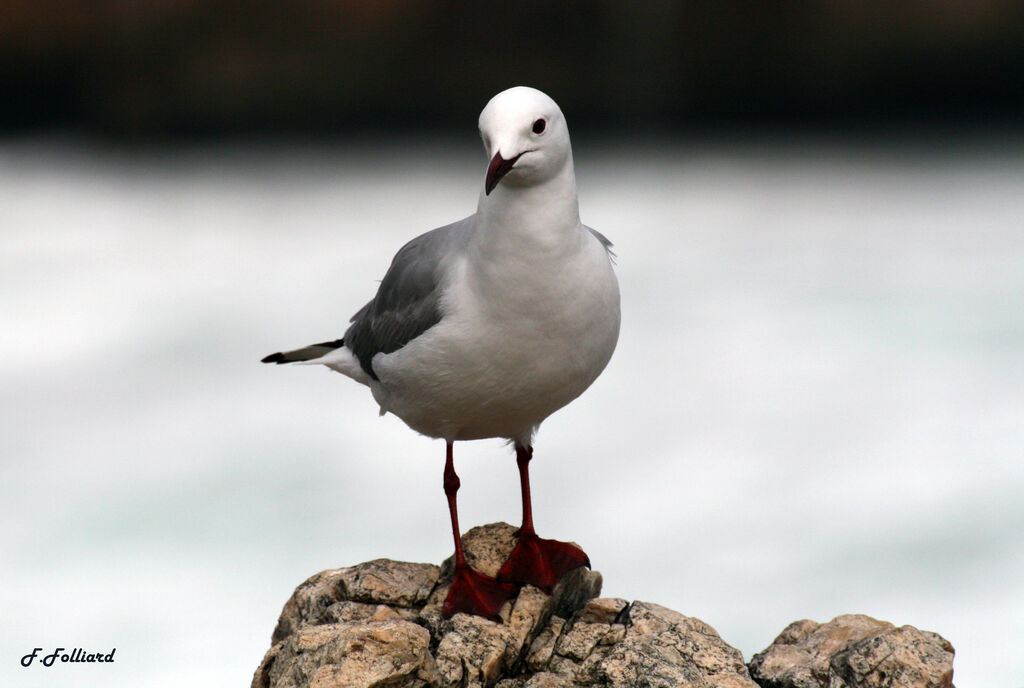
[496,444,590,592]
[515,445,536,536]
[441,442,516,620]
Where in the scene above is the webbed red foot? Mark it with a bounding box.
[496,531,590,593]
[443,564,518,621]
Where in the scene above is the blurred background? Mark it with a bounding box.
[4,0,1024,136]
[2,2,1022,687]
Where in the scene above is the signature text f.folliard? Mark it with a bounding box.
[21,647,116,667]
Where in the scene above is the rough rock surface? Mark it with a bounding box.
[748,614,955,688]
[252,523,954,688]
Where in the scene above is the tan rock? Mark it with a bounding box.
[600,624,626,646]
[271,560,439,643]
[254,620,437,688]
[522,673,573,688]
[456,522,520,577]
[435,614,510,688]
[547,654,581,678]
[596,601,758,688]
[323,600,416,624]
[494,673,572,688]
[576,597,629,624]
[334,558,440,607]
[554,621,608,661]
[749,614,955,688]
[525,615,566,672]
[504,586,551,669]
[253,524,956,688]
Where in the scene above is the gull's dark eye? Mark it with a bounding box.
[532,118,546,134]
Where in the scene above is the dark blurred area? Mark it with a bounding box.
[2,0,1022,139]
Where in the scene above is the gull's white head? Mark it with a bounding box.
[478,86,572,196]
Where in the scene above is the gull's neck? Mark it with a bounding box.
[474,155,581,254]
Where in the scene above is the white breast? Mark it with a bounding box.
[371,228,620,445]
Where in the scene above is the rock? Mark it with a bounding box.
[253,524,955,688]
[253,620,438,688]
[270,559,440,644]
[576,597,629,624]
[592,602,756,688]
[525,614,567,672]
[435,613,510,687]
[748,613,955,688]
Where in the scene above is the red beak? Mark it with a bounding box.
[485,152,522,195]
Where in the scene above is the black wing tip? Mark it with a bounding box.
[261,338,344,365]
[313,338,345,349]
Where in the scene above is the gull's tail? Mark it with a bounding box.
[261,339,344,364]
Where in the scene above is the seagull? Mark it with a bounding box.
[262,86,620,620]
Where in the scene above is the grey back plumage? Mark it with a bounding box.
[344,218,470,379]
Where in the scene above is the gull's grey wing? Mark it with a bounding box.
[587,226,613,249]
[344,218,471,380]
[586,226,616,261]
